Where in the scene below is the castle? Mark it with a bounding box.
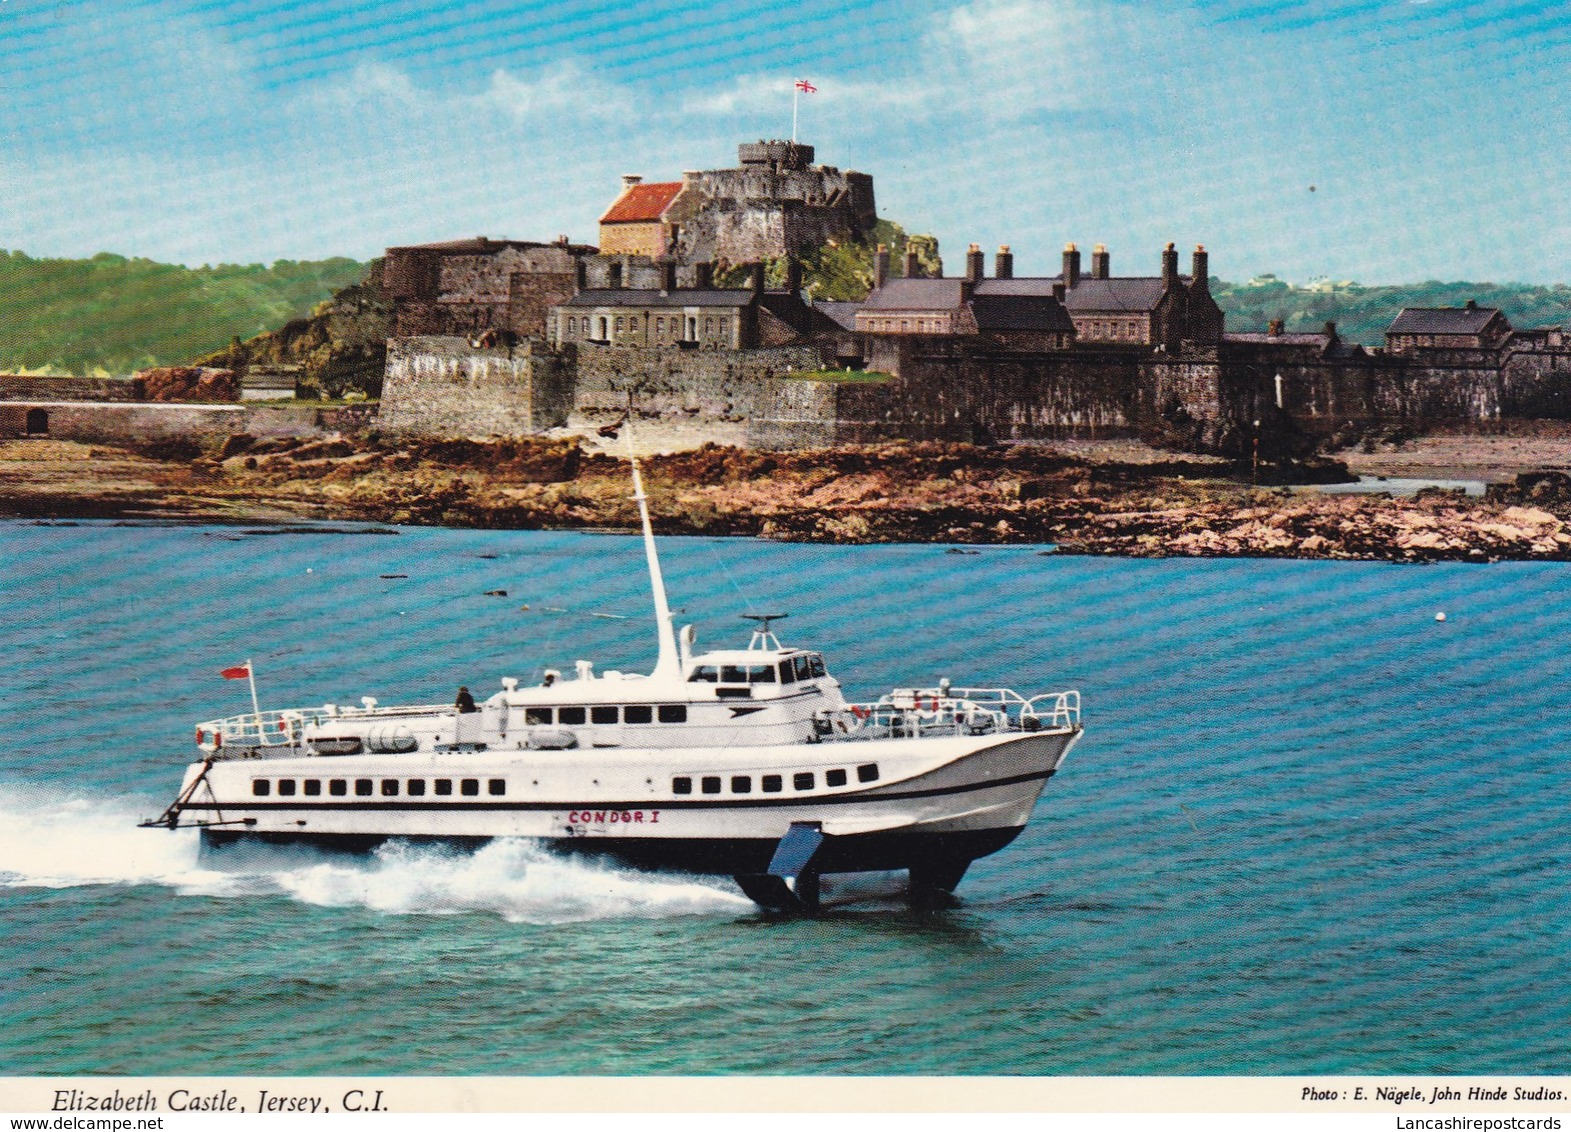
[371,139,1571,457]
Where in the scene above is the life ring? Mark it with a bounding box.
[195,728,204,745]
[850,705,870,720]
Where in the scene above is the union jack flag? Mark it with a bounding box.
[794,79,817,93]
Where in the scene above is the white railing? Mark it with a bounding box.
[825,687,1080,741]
[194,702,451,754]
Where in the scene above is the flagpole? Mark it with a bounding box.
[792,82,798,143]
[246,659,261,723]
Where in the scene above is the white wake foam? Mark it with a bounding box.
[0,785,751,924]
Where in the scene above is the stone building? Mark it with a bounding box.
[600,141,876,267]
[597,178,685,257]
[381,236,596,340]
[1386,301,1513,353]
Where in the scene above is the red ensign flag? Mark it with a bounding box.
[220,664,251,680]
[795,79,817,93]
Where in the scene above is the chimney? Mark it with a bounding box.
[695,262,713,289]
[1091,243,1110,280]
[750,262,766,298]
[556,234,569,246]
[874,244,890,289]
[1162,242,1179,286]
[965,243,985,283]
[1191,244,1210,291]
[661,261,678,295]
[575,260,587,290]
[995,245,1013,280]
[1062,243,1081,289]
[1052,281,1067,302]
[1465,299,1478,310]
[786,258,804,294]
[903,248,921,278]
[1268,319,1284,337]
[621,174,643,187]
[1323,320,1338,340]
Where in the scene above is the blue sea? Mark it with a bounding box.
[2,519,1568,1076]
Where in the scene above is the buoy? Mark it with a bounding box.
[1435,611,1447,622]
[306,567,313,573]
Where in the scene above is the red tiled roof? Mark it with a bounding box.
[600,181,683,224]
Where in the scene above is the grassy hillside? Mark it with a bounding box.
[1214,277,1571,345]
[0,251,368,375]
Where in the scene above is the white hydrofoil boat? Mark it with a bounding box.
[142,454,1083,911]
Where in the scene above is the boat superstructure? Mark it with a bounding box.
[144,450,1083,911]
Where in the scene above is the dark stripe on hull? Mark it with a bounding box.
[201,825,1025,878]
[183,767,1057,816]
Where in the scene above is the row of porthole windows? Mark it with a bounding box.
[671,763,877,797]
[522,704,687,726]
[252,777,506,798]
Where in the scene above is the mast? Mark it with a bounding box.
[626,435,681,679]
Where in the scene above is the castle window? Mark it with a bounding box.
[719,318,729,339]
[656,317,665,336]
[615,317,625,332]
[568,317,576,334]
[705,317,714,336]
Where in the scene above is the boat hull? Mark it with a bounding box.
[185,728,1077,888]
[201,822,1029,878]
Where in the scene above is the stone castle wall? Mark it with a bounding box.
[0,375,142,402]
[380,337,570,437]
[668,165,876,263]
[570,343,826,426]
[0,401,370,444]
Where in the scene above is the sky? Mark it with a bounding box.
[1,0,1568,284]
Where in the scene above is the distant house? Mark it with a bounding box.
[1386,301,1512,353]
[597,177,687,258]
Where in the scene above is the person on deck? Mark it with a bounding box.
[455,686,478,713]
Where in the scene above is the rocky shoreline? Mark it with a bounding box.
[3,435,1571,563]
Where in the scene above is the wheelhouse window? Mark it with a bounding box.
[658,704,687,723]
[559,706,586,725]
[591,706,618,725]
[252,780,271,797]
[793,772,814,791]
[278,779,296,796]
[689,666,719,682]
[808,654,827,678]
[673,776,693,795]
[525,707,553,725]
[792,655,813,681]
[460,779,480,797]
[624,705,653,724]
[701,776,722,795]
[825,769,848,787]
[762,774,783,793]
[778,660,797,684]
